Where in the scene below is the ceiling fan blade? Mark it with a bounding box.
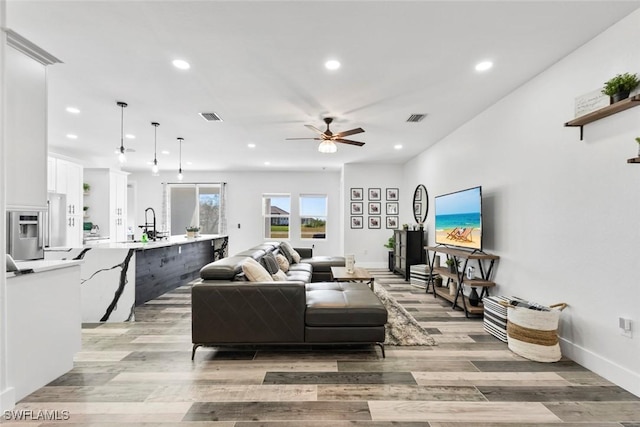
[333,127,365,138]
[285,137,321,140]
[304,124,325,135]
[335,138,365,147]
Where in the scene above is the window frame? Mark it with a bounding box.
[262,193,291,240]
[168,182,222,235]
[299,193,328,240]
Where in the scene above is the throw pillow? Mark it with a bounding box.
[260,252,280,275]
[242,257,273,282]
[272,269,288,281]
[280,241,300,264]
[275,253,290,272]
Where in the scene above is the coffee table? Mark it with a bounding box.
[330,266,375,291]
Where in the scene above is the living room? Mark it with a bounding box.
[2,0,640,422]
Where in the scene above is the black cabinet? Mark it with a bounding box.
[393,229,425,280]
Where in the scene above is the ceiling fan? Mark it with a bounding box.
[287,117,365,153]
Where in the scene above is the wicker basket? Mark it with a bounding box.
[505,302,567,362]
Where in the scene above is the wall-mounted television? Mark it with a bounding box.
[435,186,482,250]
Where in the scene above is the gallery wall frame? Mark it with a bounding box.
[350,187,363,201]
[368,216,381,229]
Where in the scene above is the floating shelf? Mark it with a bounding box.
[627,157,640,164]
[565,94,640,140]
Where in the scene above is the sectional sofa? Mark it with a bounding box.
[191,242,388,358]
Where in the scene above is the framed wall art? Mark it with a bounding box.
[368,188,381,201]
[386,202,398,215]
[350,202,363,215]
[350,187,363,201]
[386,216,399,229]
[368,216,381,229]
[350,216,363,229]
[368,202,381,215]
[386,188,399,201]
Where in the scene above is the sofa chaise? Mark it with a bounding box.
[191,242,388,358]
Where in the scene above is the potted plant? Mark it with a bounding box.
[83,183,90,194]
[445,257,459,274]
[186,226,200,238]
[383,235,395,271]
[83,206,89,217]
[602,72,639,103]
[402,223,409,230]
[636,137,640,157]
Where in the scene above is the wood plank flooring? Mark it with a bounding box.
[9,269,640,426]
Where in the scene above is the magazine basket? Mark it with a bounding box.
[503,302,567,362]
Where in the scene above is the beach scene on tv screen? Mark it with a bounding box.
[435,187,482,250]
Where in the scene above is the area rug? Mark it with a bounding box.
[373,283,436,346]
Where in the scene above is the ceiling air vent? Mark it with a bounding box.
[199,112,223,122]
[406,114,426,123]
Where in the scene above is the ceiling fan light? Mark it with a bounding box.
[318,141,337,154]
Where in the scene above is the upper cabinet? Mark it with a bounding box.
[5,45,47,209]
[4,30,62,209]
[84,168,128,243]
[48,156,84,247]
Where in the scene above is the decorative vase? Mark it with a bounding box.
[346,254,355,273]
[448,265,457,274]
[435,276,443,287]
[469,287,480,306]
[449,281,457,296]
[187,231,195,238]
[612,90,630,103]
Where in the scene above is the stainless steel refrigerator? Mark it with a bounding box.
[46,192,67,248]
[6,210,45,260]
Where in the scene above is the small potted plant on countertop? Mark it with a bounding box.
[636,137,640,157]
[83,183,90,195]
[602,72,639,104]
[186,226,200,238]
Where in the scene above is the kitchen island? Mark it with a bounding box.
[45,234,228,322]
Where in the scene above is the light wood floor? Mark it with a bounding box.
[10,269,640,426]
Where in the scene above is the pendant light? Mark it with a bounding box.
[151,122,160,175]
[116,101,128,163]
[177,137,184,181]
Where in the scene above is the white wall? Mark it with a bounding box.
[405,10,640,395]
[343,163,406,268]
[1,0,17,412]
[128,170,343,256]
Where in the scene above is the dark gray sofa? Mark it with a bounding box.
[192,242,387,358]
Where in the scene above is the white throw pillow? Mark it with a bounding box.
[272,269,288,281]
[242,257,273,282]
[275,254,290,272]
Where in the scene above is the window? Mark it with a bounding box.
[300,194,327,239]
[169,183,222,234]
[263,194,290,239]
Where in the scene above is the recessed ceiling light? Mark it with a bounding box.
[161,150,170,155]
[125,134,135,139]
[264,161,270,166]
[325,60,341,71]
[186,161,193,165]
[475,60,493,72]
[66,107,80,114]
[172,59,190,70]
[394,144,403,150]
[146,161,153,165]
[248,143,256,148]
[66,134,78,139]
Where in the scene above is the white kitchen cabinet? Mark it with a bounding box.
[5,45,47,209]
[84,168,128,243]
[49,156,84,247]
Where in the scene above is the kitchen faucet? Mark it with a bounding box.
[143,207,156,241]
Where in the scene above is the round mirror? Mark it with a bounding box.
[413,184,429,224]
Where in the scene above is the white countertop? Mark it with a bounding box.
[83,234,227,250]
[6,259,84,279]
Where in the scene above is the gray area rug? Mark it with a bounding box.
[373,284,436,346]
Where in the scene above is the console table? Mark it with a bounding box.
[424,246,499,317]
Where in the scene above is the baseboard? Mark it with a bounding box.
[0,386,15,412]
[356,262,387,269]
[559,337,640,397]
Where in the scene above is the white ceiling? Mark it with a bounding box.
[6,1,640,173]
